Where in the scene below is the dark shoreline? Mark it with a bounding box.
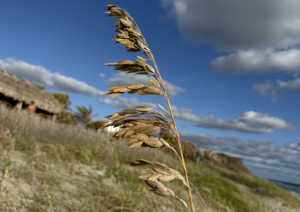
[268,178,300,197]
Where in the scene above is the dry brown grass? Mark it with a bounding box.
[103,4,202,212]
[1,105,299,211]
[0,105,187,211]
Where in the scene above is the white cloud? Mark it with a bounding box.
[194,111,296,134]
[99,93,295,134]
[277,78,300,93]
[99,73,105,78]
[252,81,277,102]
[251,78,300,100]
[180,132,300,171]
[169,105,199,121]
[99,96,198,122]
[297,137,300,142]
[100,97,156,109]
[163,1,300,75]
[108,72,185,98]
[0,58,104,96]
[211,49,300,74]
[162,0,300,50]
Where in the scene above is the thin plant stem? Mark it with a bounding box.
[129,16,195,212]
[149,53,195,212]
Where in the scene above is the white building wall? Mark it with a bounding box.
[103,120,120,134]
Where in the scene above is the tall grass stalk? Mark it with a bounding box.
[1,104,299,211]
[103,5,196,211]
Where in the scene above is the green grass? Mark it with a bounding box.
[1,105,300,211]
[220,170,300,208]
[186,162,266,212]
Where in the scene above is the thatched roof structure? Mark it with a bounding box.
[0,69,61,114]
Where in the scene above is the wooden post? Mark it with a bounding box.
[52,114,57,122]
[16,102,23,112]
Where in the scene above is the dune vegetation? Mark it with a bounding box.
[0,105,300,212]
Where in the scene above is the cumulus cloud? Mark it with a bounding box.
[162,0,300,50]
[194,111,296,134]
[277,78,300,93]
[100,97,156,109]
[251,78,300,100]
[99,73,105,78]
[170,105,199,122]
[99,93,295,134]
[252,81,277,102]
[163,0,300,75]
[180,132,300,171]
[0,58,104,96]
[211,49,300,74]
[108,72,185,97]
[99,96,199,122]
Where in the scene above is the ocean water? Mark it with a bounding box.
[269,179,300,197]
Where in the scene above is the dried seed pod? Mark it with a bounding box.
[137,56,150,61]
[147,78,160,87]
[130,123,148,131]
[114,38,136,49]
[126,26,142,36]
[136,90,149,95]
[136,72,148,75]
[109,85,123,90]
[129,113,146,118]
[175,197,189,209]
[118,109,136,115]
[148,174,162,181]
[117,33,129,39]
[115,66,131,71]
[112,93,122,98]
[124,130,135,137]
[144,51,150,58]
[127,89,139,94]
[139,174,152,180]
[120,18,132,27]
[140,87,163,95]
[141,126,160,134]
[114,114,132,121]
[145,64,155,75]
[137,124,153,131]
[113,87,131,93]
[131,133,148,141]
[130,67,144,72]
[147,118,160,123]
[127,84,145,89]
[110,136,118,141]
[144,137,163,148]
[158,104,170,114]
[154,116,168,123]
[129,141,143,149]
[116,59,136,66]
[109,113,120,120]
[124,138,138,146]
[136,106,155,112]
[115,128,129,137]
[169,168,188,187]
[127,48,141,52]
[123,123,134,127]
[102,93,112,97]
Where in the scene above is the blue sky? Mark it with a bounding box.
[1,0,300,183]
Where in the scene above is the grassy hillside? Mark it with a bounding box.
[0,105,299,212]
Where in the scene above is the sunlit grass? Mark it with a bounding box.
[0,105,299,211]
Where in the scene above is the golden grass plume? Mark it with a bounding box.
[104,4,198,211]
